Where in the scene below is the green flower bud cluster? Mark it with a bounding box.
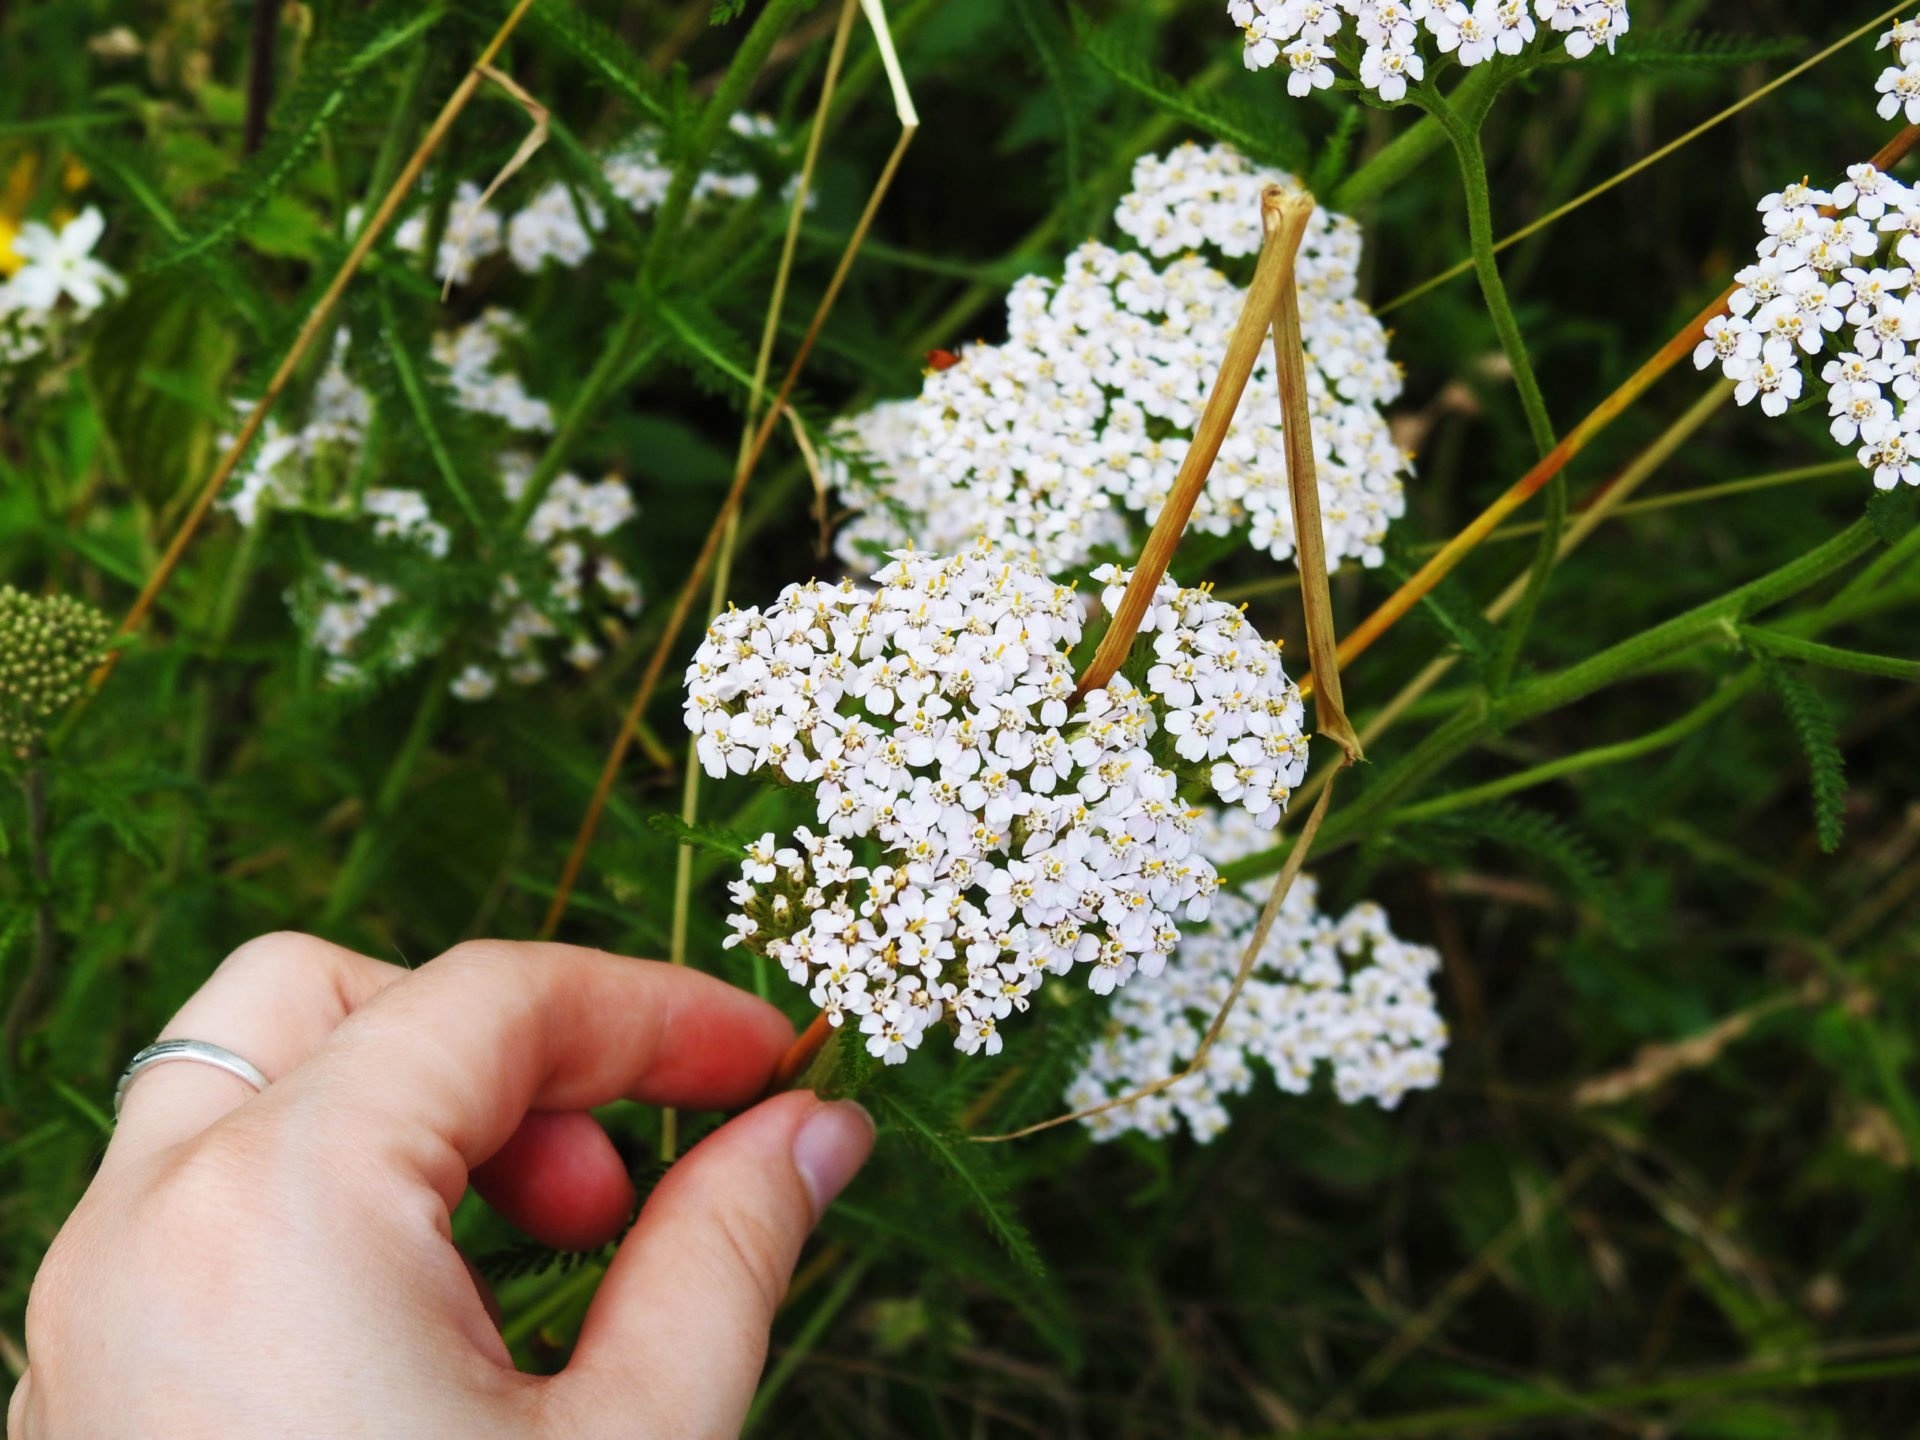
[0,587,112,758]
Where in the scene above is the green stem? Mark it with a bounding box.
[1383,673,1756,828]
[1738,626,1920,682]
[1224,519,1881,883]
[744,1256,872,1432]
[1490,469,1564,691]
[1425,90,1556,460]
[639,0,819,290]
[1332,63,1499,210]
[322,659,452,930]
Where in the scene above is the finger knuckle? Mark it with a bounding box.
[213,930,341,991]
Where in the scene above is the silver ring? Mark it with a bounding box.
[114,1039,270,1117]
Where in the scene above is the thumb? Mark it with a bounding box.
[554,1090,873,1436]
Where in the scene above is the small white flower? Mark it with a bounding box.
[5,207,123,314]
[1878,61,1920,124]
[1068,809,1447,1142]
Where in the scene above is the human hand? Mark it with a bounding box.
[9,935,874,1439]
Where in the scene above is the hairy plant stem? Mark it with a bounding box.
[1382,671,1759,828]
[3,765,54,1066]
[1424,89,1555,459]
[1334,62,1498,211]
[1228,518,1882,882]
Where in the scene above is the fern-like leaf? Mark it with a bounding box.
[154,3,444,272]
[1071,8,1306,173]
[1759,656,1848,854]
[870,1086,1045,1277]
[1416,802,1639,944]
[530,0,674,130]
[646,811,751,860]
[1384,539,1498,672]
[1599,27,1802,72]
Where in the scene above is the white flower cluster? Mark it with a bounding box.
[0,207,124,367]
[831,143,1409,577]
[433,309,554,432]
[220,344,376,528]
[363,487,449,558]
[395,113,776,282]
[284,556,428,687]
[687,546,1309,1065]
[1694,163,1920,490]
[218,330,642,692]
[1067,807,1447,1142]
[1232,0,1630,101]
[452,453,645,699]
[1877,17,1920,123]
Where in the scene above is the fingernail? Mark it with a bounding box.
[791,1099,874,1219]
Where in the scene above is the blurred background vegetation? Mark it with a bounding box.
[3,0,1919,1434]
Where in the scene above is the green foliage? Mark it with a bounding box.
[868,1085,1045,1278]
[1070,7,1307,174]
[1604,26,1805,73]
[152,3,445,272]
[1759,655,1848,854]
[1411,801,1641,945]
[646,810,751,860]
[5,3,1920,1434]
[529,0,675,129]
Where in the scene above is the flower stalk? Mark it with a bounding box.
[1423,89,1556,460]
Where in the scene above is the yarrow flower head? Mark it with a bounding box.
[1699,146,1920,489]
[1234,0,1631,102]
[684,545,1310,1065]
[1066,807,1447,1142]
[830,143,1411,577]
[0,587,113,758]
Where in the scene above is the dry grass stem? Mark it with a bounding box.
[1264,184,1361,763]
[1574,983,1821,1108]
[444,64,549,301]
[663,0,865,1159]
[541,0,918,941]
[1071,184,1313,700]
[91,0,541,689]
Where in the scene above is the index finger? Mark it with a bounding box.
[232,941,795,1208]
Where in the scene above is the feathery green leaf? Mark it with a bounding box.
[1760,656,1849,854]
[870,1086,1045,1277]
